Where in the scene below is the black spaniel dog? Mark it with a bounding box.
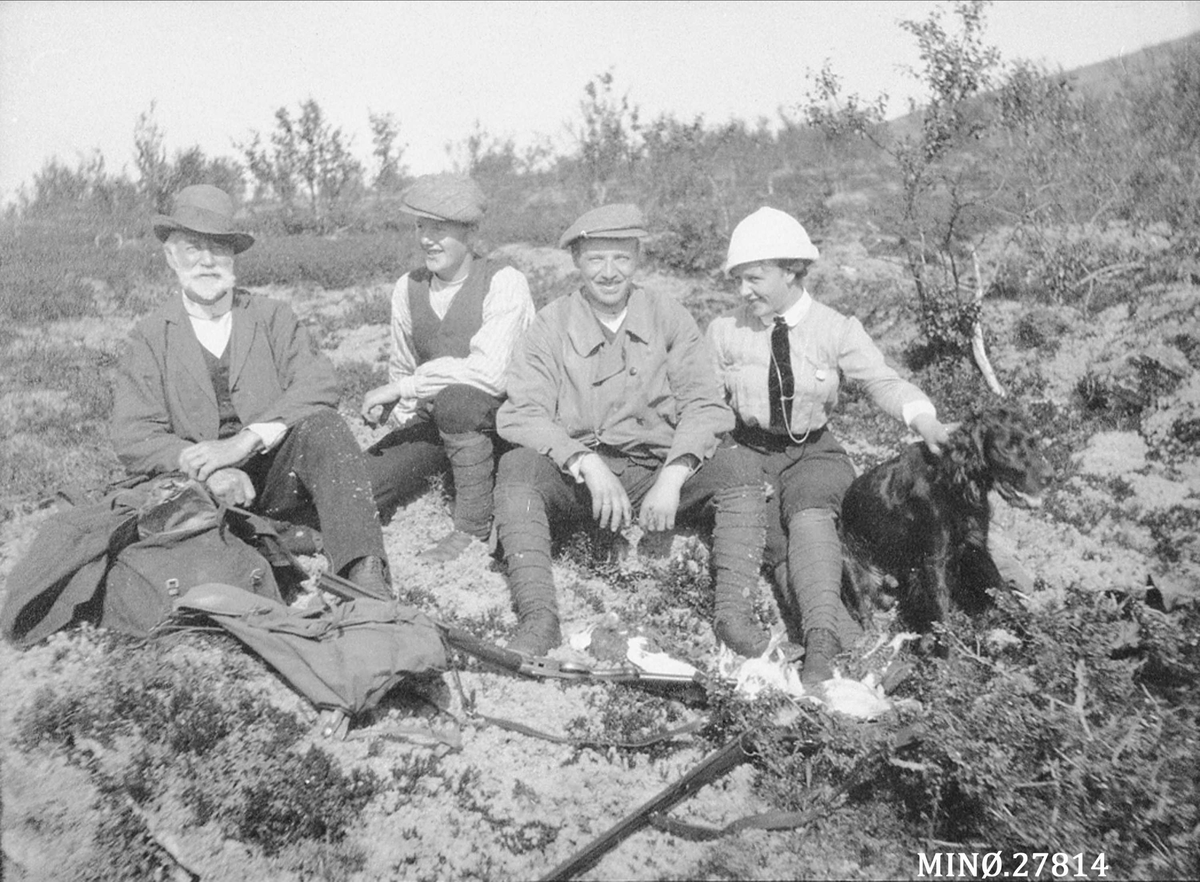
[840,406,1052,633]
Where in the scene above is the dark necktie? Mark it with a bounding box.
[768,317,794,430]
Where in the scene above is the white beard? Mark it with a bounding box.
[178,265,235,305]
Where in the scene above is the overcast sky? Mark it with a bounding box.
[2,0,1198,205]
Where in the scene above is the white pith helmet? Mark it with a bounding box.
[724,207,819,277]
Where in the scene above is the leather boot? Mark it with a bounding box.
[711,479,770,657]
[344,555,392,600]
[419,431,495,564]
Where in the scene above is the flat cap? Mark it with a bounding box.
[558,203,648,249]
[399,174,487,224]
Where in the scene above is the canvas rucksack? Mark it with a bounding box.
[101,477,286,637]
[1,474,292,644]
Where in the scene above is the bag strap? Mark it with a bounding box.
[54,473,152,508]
[646,803,832,841]
[539,728,759,881]
[472,710,706,750]
[541,723,926,878]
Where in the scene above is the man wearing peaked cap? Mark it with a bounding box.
[556,202,650,248]
[492,204,771,658]
[362,174,535,563]
[112,184,392,597]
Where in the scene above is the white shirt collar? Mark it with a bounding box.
[759,288,813,328]
[597,308,628,333]
[180,289,233,320]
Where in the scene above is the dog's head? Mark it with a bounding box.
[974,405,1051,506]
[950,405,1056,506]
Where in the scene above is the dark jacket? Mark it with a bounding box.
[111,289,339,475]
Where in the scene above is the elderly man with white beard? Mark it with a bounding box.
[110,184,392,596]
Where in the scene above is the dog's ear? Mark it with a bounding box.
[946,418,987,506]
[971,416,991,462]
[946,437,975,500]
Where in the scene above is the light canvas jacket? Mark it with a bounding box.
[706,291,932,435]
[112,289,339,475]
[497,286,733,470]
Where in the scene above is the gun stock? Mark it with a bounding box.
[437,622,528,675]
[316,569,392,602]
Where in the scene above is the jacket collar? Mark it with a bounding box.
[565,284,653,354]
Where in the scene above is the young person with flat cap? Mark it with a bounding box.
[112,184,392,596]
[362,174,535,562]
[493,204,770,657]
[707,207,951,688]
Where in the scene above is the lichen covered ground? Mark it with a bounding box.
[2,239,1198,881]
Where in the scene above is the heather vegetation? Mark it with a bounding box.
[3,3,1200,879]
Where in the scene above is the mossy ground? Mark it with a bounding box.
[2,232,1199,880]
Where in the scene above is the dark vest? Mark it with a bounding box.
[200,343,243,439]
[408,258,509,364]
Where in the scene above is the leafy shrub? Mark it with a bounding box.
[0,223,164,322]
[564,687,687,760]
[237,232,415,289]
[748,587,1200,879]
[17,638,286,754]
[990,223,1171,314]
[478,186,584,252]
[339,284,392,328]
[0,338,124,501]
[1011,305,1072,351]
[335,359,388,408]
[699,678,789,747]
[907,350,996,417]
[644,538,714,623]
[83,787,185,882]
[187,738,378,855]
[16,635,379,869]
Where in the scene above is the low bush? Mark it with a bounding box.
[747,587,1200,879]
[335,360,388,410]
[185,737,378,856]
[0,223,163,322]
[990,223,1173,315]
[16,635,380,867]
[339,285,392,329]
[0,338,125,501]
[236,232,417,290]
[564,687,688,760]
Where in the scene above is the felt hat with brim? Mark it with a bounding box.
[559,203,648,250]
[399,174,487,224]
[152,184,255,253]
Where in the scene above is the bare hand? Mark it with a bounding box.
[361,384,402,427]
[179,433,259,482]
[205,467,257,507]
[911,413,953,455]
[638,460,691,532]
[578,454,632,532]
